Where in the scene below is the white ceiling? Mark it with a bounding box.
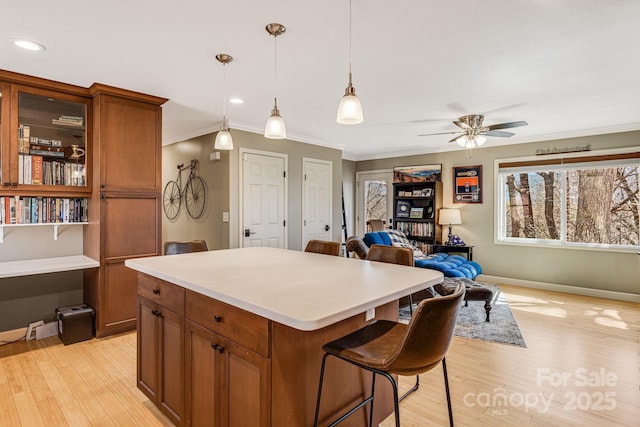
[2,1,640,161]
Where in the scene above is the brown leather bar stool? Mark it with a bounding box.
[305,239,341,256]
[313,283,465,427]
[163,240,208,255]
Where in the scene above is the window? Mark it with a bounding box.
[497,151,640,249]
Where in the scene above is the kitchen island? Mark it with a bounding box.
[125,247,443,426]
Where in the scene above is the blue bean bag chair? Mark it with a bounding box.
[363,231,482,279]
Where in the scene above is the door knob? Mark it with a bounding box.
[244,229,256,237]
[324,225,330,231]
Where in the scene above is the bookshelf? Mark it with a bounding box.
[393,181,442,252]
[1,77,91,196]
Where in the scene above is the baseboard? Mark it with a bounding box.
[0,327,28,344]
[478,274,640,303]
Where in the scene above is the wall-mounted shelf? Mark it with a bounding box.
[0,255,99,278]
[0,222,88,243]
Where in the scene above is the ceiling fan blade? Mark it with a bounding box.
[485,130,515,138]
[486,120,528,131]
[453,120,471,130]
[418,131,462,137]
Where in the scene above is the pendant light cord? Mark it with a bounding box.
[348,0,353,77]
[222,63,227,121]
[273,34,278,101]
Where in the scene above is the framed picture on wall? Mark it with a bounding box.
[453,165,482,203]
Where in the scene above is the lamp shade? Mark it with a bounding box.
[336,93,363,124]
[438,208,462,225]
[214,129,233,150]
[264,112,286,139]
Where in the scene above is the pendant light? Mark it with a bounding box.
[264,23,287,139]
[336,0,363,124]
[214,54,234,150]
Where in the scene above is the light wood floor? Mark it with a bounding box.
[0,285,638,426]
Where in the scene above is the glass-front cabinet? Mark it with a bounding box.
[0,83,90,194]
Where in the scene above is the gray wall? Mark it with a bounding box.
[162,133,230,250]
[0,226,84,331]
[163,129,344,251]
[356,131,640,296]
[342,159,356,240]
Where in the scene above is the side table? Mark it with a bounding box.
[433,244,474,261]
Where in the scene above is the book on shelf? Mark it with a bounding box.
[32,156,43,185]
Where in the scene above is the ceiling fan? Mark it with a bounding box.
[418,114,528,148]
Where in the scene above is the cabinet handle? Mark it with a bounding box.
[214,315,222,322]
[211,343,218,350]
[216,346,225,354]
[152,288,160,294]
[151,309,161,317]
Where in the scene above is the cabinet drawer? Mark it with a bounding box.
[137,273,185,315]
[186,290,270,357]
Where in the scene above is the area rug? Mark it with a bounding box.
[399,283,526,347]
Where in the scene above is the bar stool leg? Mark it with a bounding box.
[442,358,454,427]
[314,353,330,427]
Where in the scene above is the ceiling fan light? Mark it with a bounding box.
[474,135,487,146]
[264,100,286,139]
[337,91,363,124]
[456,135,468,147]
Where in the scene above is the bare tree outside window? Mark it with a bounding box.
[502,164,639,247]
[365,180,387,223]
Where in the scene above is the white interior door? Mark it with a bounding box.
[356,170,393,236]
[242,151,287,248]
[302,158,332,248]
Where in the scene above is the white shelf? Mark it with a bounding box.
[0,255,99,278]
[0,222,88,243]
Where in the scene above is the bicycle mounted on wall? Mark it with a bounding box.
[162,159,207,220]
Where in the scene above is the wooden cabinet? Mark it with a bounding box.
[84,84,166,337]
[393,181,443,250]
[137,277,185,426]
[0,72,91,196]
[185,320,270,427]
[184,290,271,427]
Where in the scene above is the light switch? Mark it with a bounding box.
[222,212,229,222]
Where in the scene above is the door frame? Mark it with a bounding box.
[301,157,333,249]
[355,169,393,237]
[238,148,289,248]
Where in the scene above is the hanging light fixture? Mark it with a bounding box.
[214,53,234,150]
[336,0,363,124]
[264,23,287,139]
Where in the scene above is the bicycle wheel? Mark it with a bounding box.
[185,175,207,219]
[163,180,181,220]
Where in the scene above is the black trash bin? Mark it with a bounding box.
[55,304,95,345]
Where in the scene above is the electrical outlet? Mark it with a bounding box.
[365,308,375,321]
[26,320,44,340]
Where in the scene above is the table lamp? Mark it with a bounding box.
[438,208,462,245]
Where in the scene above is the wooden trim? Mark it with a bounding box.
[499,151,640,169]
[0,69,90,97]
[89,83,168,106]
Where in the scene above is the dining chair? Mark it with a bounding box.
[313,283,465,427]
[366,219,386,232]
[304,239,341,256]
[163,239,209,255]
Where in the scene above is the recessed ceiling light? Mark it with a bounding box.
[229,97,244,104]
[13,39,46,51]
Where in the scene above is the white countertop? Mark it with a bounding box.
[125,247,443,331]
[0,255,99,278]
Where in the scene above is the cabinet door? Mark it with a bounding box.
[101,262,138,333]
[138,297,185,426]
[185,321,270,427]
[10,85,91,192]
[159,305,185,426]
[95,94,161,192]
[137,297,159,400]
[0,81,13,187]
[102,195,160,259]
